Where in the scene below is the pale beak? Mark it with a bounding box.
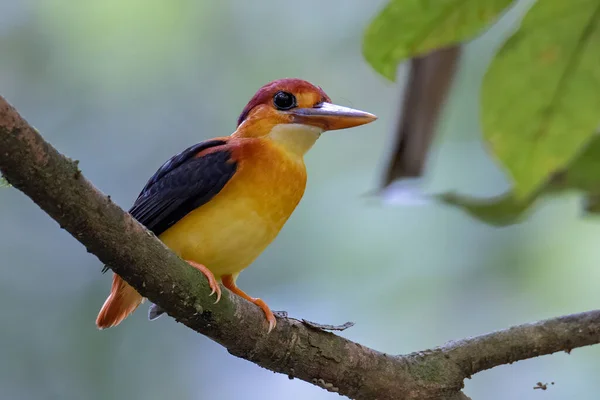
[291,102,377,130]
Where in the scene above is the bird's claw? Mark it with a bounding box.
[185,260,221,304]
[266,314,277,333]
[211,285,222,304]
[253,298,276,333]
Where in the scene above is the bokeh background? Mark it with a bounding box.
[1,1,599,399]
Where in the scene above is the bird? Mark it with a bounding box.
[96,78,377,332]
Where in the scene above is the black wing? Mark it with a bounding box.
[128,139,237,235]
[102,139,237,321]
[101,140,235,275]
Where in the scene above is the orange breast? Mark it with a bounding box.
[158,138,307,278]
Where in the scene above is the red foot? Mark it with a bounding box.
[222,274,276,332]
[185,260,221,303]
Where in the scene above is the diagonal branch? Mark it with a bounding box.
[1,94,599,400]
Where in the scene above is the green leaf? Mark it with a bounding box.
[438,191,536,226]
[440,133,600,226]
[482,0,600,200]
[555,132,600,193]
[363,0,515,80]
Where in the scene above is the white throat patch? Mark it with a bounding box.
[267,124,323,156]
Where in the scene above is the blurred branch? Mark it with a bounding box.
[440,310,600,376]
[1,94,599,400]
[381,45,461,188]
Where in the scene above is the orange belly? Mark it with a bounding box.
[158,138,306,278]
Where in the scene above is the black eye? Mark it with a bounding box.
[273,91,297,110]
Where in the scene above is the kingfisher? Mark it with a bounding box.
[96,78,377,332]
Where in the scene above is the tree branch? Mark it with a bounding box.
[381,45,461,188]
[440,309,600,377]
[1,94,599,400]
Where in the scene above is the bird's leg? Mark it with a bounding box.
[222,274,276,332]
[185,260,221,303]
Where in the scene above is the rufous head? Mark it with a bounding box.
[233,78,377,155]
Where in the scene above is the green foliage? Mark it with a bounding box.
[439,191,536,227]
[362,0,515,80]
[364,0,600,225]
[482,0,600,200]
[440,134,600,225]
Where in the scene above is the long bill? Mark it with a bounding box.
[291,103,377,131]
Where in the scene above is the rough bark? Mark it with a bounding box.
[1,94,599,400]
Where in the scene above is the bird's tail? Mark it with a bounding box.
[96,274,143,329]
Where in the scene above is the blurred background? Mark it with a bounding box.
[1,1,599,399]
